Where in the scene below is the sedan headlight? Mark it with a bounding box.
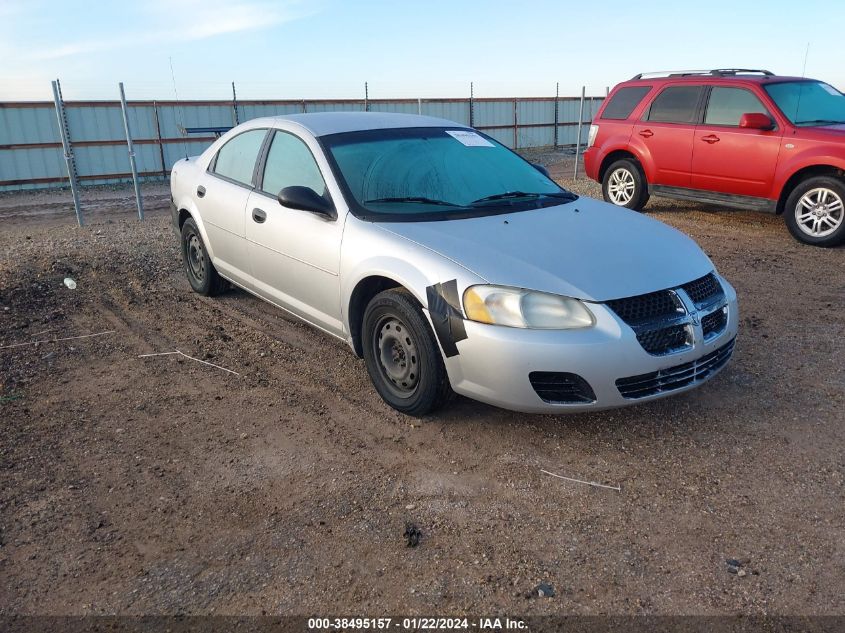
[463,285,595,329]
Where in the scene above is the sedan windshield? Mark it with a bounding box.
[764,81,845,126]
[321,127,575,221]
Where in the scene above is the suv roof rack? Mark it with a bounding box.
[630,68,775,80]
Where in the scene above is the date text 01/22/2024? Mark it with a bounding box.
[307,617,528,630]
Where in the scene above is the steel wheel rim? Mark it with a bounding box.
[608,168,636,205]
[374,316,419,398]
[187,234,206,282]
[795,187,844,238]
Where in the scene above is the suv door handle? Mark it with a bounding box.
[638,129,654,138]
[196,185,206,198]
[701,134,720,144]
[252,208,267,224]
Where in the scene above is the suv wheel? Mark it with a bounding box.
[181,217,227,295]
[784,176,845,247]
[602,159,649,210]
[362,289,453,416]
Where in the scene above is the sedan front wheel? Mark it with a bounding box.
[362,289,453,416]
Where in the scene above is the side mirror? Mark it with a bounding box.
[532,163,551,178]
[739,113,774,130]
[278,186,334,218]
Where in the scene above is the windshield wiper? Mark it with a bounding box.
[364,196,462,207]
[471,191,577,205]
[794,119,845,126]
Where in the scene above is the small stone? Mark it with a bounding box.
[405,504,415,510]
[536,582,555,598]
[737,569,747,578]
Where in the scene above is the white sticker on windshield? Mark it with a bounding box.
[820,83,841,96]
[446,130,495,147]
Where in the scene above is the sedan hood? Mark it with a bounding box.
[378,197,714,302]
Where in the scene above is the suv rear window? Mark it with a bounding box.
[646,86,704,124]
[601,86,652,120]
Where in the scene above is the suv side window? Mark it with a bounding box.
[602,86,652,120]
[704,87,771,126]
[646,86,704,124]
[211,129,268,186]
[261,130,328,197]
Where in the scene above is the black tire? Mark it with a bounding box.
[180,217,227,296]
[362,289,453,416]
[783,176,845,247]
[601,159,650,210]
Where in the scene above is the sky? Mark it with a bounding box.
[1,0,844,102]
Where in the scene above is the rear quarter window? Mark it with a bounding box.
[601,86,652,120]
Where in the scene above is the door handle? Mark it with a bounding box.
[638,129,654,138]
[196,185,206,198]
[701,134,720,144]
[252,208,267,224]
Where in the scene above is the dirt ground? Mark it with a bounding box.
[1,152,844,617]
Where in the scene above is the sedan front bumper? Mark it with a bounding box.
[441,278,739,413]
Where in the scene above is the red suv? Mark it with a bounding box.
[584,69,845,246]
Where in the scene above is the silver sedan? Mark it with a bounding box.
[170,112,738,415]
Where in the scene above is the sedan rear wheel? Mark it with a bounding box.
[784,176,845,247]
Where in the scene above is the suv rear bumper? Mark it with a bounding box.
[583,147,599,181]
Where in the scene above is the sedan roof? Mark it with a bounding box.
[251,112,466,137]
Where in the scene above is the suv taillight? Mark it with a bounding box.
[587,124,599,148]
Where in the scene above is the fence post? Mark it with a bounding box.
[418,98,422,115]
[364,82,369,112]
[553,82,559,148]
[153,101,167,177]
[469,82,474,128]
[51,80,83,226]
[119,82,144,221]
[573,86,585,180]
[513,99,518,149]
[231,81,240,125]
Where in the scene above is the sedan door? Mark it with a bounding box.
[245,129,346,336]
[196,128,269,288]
[691,86,783,198]
[632,84,704,188]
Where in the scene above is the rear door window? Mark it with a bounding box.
[704,87,770,126]
[646,86,704,124]
[601,86,652,120]
[211,129,268,186]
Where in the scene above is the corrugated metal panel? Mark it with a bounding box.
[517,100,555,125]
[0,96,605,191]
[421,101,470,125]
[0,106,60,145]
[474,101,514,127]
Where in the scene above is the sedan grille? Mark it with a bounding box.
[605,290,683,324]
[529,372,596,404]
[605,271,728,356]
[702,306,728,339]
[636,324,691,355]
[681,272,724,307]
[616,338,735,399]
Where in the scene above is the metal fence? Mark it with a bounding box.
[0,93,604,192]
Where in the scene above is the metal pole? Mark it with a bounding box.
[364,82,369,112]
[418,98,422,115]
[469,82,474,128]
[512,99,518,149]
[553,82,559,148]
[231,81,240,125]
[119,82,144,221]
[51,80,83,226]
[574,86,585,180]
